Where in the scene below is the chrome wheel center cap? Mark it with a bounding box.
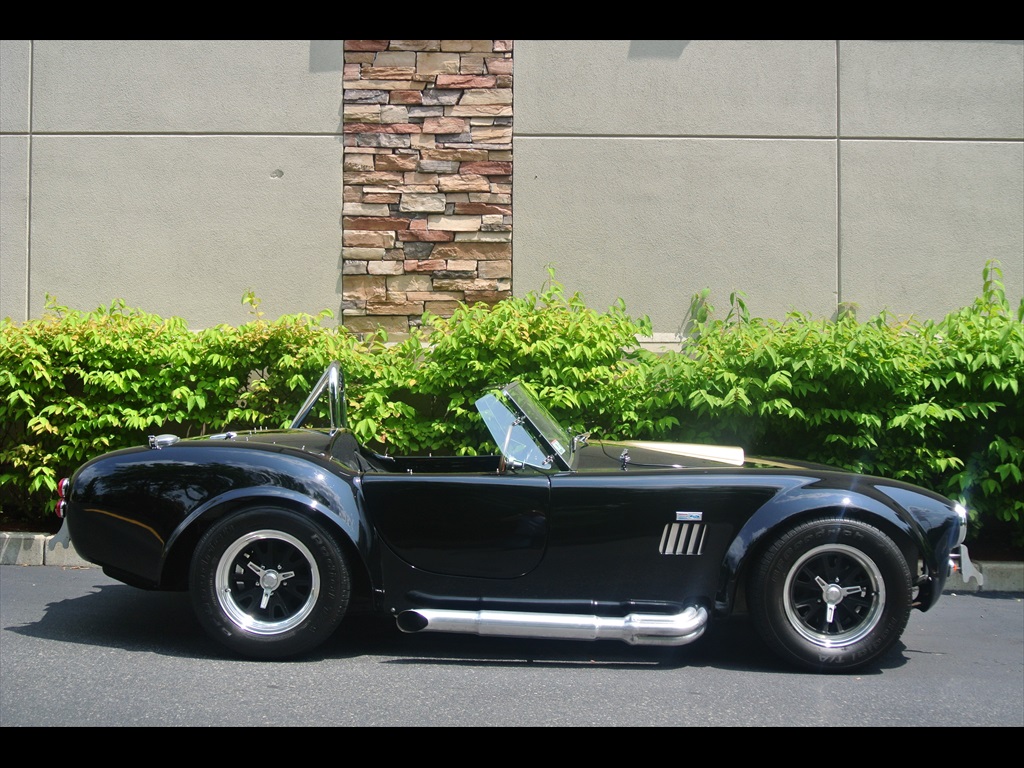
[260,570,281,591]
[824,583,844,604]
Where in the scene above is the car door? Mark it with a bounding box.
[360,472,551,578]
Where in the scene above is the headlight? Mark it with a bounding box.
[953,502,968,545]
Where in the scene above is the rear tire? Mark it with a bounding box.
[190,507,350,659]
[749,517,912,673]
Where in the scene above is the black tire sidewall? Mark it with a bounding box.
[190,507,350,659]
[750,518,912,673]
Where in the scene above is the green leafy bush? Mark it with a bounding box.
[633,261,1023,546]
[0,295,381,523]
[346,272,654,454]
[2,263,1020,552]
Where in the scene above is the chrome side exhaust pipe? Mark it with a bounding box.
[396,604,709,647]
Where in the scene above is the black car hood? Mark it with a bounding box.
[577,440,746,470]
[576,440,850,473]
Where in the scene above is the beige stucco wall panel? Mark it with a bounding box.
[840,40,1024,139]
[513,137,838,334]
[840,140,1024,319]
[515,40,836,137]
[0,39,31,133]
[28,136,342,326]
[30,40,344,134]
[0,135,29,319]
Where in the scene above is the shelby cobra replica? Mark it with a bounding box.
[59,362,975,672]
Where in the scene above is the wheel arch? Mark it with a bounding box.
[719,491,920,616]
[158,487,373,603]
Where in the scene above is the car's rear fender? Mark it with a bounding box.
[159,484,374,594]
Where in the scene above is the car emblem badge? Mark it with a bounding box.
[676,511,702,522]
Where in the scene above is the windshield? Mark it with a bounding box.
[475,382,576,471]
[502,382,573,460]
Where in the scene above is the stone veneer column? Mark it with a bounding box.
[341,40,513,336]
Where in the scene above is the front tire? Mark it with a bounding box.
[190,507,351,659]
[749,517,912,673]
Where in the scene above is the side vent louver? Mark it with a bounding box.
[660,523,706,556]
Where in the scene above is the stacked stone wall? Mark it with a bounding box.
[341,40,513,335]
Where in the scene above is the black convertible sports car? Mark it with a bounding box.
[58,362,977,672]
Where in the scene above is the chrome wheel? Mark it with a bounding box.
[191,508,350,659]
[214,529,320,635]
[783,543,884,648]
[749,517,912,672]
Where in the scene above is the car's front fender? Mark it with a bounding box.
[716,480,920,614]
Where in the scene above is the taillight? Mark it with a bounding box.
[55,477,69,519]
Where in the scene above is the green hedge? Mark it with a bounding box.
[2,264,1021,548]
[629,263,1023,547]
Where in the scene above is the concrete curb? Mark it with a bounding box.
[944,560,1024,594]
[0,526,91,568]
[1,528,1021,594]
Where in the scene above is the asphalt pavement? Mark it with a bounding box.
[2,563,1021,726]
